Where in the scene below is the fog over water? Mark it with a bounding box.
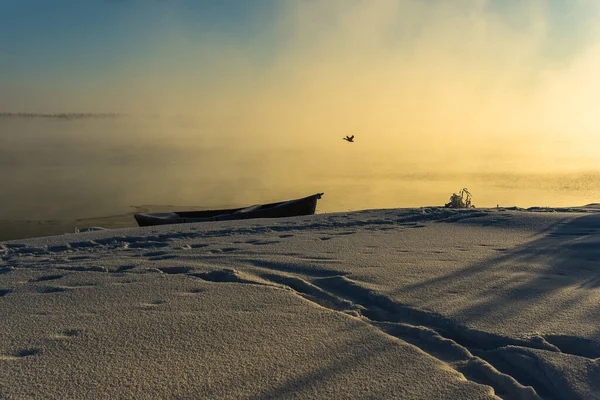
[3,1,600,234]
[2,116,600,225]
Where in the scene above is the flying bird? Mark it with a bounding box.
[343,135,355,143]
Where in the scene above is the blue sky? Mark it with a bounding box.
[0,0,598,112]
[0,1,280,80]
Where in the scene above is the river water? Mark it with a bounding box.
[1,116,599,239]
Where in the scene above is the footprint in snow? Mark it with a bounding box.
[31,274,64,282]
[52,329,84,340]
[0,348,42,360]
[142,251,170,257]
[176,288,205,297]
[36,286,69,294]
[139,299,167,310]
[209,248,239,254]
[148,254,179,261]
[157,266,194,274]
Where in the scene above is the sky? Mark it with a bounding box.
[2,0,600,167]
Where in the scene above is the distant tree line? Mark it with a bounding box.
[0,112,125,119]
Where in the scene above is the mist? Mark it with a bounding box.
[56,0,599,171]
[3,0,600,229]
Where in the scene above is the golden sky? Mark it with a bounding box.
[3,1,600,173]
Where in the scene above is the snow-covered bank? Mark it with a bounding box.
[1,207,599,399]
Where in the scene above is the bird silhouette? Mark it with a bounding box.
[343,135,354,143]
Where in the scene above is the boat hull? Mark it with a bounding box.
[134,193,323,227]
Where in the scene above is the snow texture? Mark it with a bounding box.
[1,206,600,399]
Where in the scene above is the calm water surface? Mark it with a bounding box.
[2,117,600,229]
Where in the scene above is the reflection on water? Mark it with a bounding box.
[1,117,600,239]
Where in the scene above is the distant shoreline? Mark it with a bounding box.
[0,112,125,119]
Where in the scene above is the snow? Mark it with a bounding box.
[1,207,599,399]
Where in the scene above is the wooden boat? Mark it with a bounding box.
[134,193,324,227]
